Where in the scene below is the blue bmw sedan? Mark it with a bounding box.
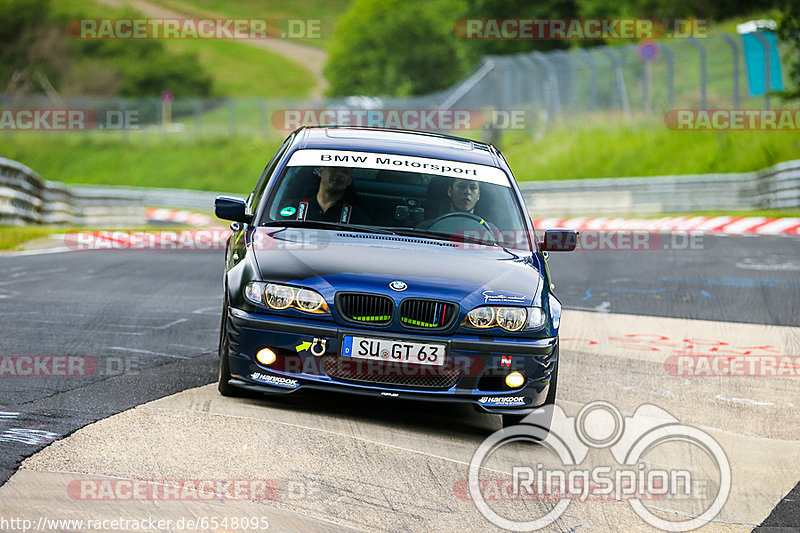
[214,126,576,429]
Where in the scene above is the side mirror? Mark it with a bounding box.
[540,229,579,252]
[215,196,252,223]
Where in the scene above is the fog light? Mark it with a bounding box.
[505,371,525,388]
[256,347,277,366]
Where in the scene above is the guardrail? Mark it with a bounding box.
[517,159,800,216]
[2,156,798,225]
[70,184,227,211]
[70,159,800,217]
[0,157,146,226]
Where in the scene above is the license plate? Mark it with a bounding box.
[341,336,445,366]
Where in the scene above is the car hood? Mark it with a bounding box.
[250,228,543,307]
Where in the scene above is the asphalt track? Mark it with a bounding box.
[0,234,798,532]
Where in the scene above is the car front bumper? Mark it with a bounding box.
[225,307,559,414]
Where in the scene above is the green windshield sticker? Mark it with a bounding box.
[280,206,297,217]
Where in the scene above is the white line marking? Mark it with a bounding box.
[192,306,221,315]
[107,318,188,330]
[108,347,189,359]
[715,394,775,406]
[0,247,72,257]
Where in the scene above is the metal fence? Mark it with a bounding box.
[439,32,789,120]
[0,157,145,226]
[0,32,792,141]
[7,156,793,223]
[517,158,800,216]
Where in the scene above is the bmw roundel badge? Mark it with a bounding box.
[389,280,407,291]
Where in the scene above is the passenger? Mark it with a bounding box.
[418,178,488,229]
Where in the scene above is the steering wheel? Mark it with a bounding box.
[427,212,497,243]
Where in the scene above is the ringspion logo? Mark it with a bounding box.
[468,401,730,531]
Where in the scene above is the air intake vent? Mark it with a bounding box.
[336,233,459,247]
[323,356,462,389]
[336,293,394,326]
[399,299,458,330]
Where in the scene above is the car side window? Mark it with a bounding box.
[247,135,293,215]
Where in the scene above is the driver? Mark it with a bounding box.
[418,178,487,229]
[448,178,481,214]
[295,166,370,224]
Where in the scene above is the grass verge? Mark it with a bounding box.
[0,226,65,251]
[502,117,800,180]
[1,117,798,193]
[0,225,199,251]
[0,134,283,193]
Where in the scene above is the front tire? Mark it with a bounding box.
[218,295,244,397]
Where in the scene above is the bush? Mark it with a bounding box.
[67,13,213,97]
[325,0,470,97]
[119,52,213,97]
[0,0,214,98]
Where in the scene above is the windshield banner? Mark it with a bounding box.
[286,149,511,186]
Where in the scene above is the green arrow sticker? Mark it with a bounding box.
[295,341,312,352]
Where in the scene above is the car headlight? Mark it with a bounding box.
[266,283,294,309]
[548,294,561,330]
[244,282,329,314]
[467,306,495,328]
[244,281,266,306]
[464,306,547,331]
[296,288,324,312]
[527,306,547,330]
[496,307,527,331]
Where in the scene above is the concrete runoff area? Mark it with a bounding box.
[3,310,798,532]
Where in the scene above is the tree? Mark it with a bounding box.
[778,0,800,99]
[325,0,471,97]
[462,0,579,56]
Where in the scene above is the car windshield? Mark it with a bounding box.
[259,149,532,250]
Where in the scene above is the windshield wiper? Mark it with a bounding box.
[261,220,395,235]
